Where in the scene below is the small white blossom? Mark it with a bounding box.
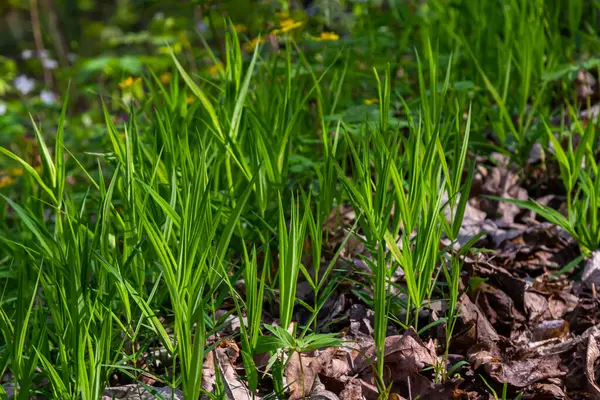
[42,58,58,70]
[14,75,35,95]
[21,50,34,60]
[82,114,93,127]
[0,102,6,115]
[40,90,56,105]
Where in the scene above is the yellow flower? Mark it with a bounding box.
[234,24,247,33]
[159,72,172,84]
[0,176,16,189]
[317,31,339,41]
[119,77,134,89]
[207,63,223,76]
[244,37,264,51]
[119,77,142,89]
[280,19,296,28]
[8,168,23,177]
[278,19,304,33]
[186,95,195,104]
[364,98,379,105]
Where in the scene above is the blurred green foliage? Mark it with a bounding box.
[2,0,600,158]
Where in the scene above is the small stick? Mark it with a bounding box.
[533,323,600,356]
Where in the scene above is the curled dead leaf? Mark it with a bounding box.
[586,335,600,397]
[532,320,570,342]
[453,294,499,350]
[215,341,256,400]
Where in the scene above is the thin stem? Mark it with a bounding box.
[30,0,54,90]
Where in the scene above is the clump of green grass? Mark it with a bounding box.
[2,2,600,398]
[495,105,600,253]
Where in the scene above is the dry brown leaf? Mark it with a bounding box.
[215,341,256,400]
[348,329,438,399]
[478,164,528,224]
[357,377,379,400]
[469,341,565,388]
[453,294,499,350]
[201,350,216,397]
[586,335,600,397]
[576,69,597,100]
[351,329,437,375]
[493,354,564,388]
[583,251,600,290]
[309,375,340,400]
[523,383,565,399]
[102,384,183,400]
[285,349,336,400]
[532,320,570,342]
[474,283,526,328]
[523,291,549,322]
[338,377,363,400]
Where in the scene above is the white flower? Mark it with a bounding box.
[82,114,92,127]
[0,102,6,115]
[42,58,58,70]
[40,90,56,105]
[67,53,77,62]
[21,50,34,60]
[14,75,35,95]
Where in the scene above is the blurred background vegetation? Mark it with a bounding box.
[0,0,371,141]
[3,0,600,157]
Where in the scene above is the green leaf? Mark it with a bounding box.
[136,179,181,229]
[255,335,283,355]
[488,196,576,239]
[30,115,56,188]
[171,50,223,139]
[0,194,54,255]
[0,147,57,203]
[300,333,343,351]
[264,324,296,349]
